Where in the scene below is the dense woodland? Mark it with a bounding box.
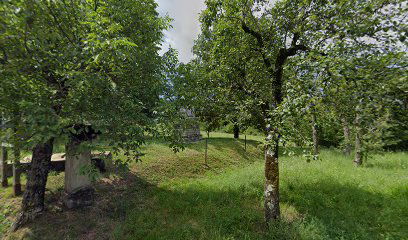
[0,0,407,239]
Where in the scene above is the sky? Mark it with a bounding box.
[156,0,206,63]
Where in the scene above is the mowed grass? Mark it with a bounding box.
[1,132,407,240]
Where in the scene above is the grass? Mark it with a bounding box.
[1,132,407,240]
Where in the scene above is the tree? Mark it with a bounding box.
[195,0,403,223]
[320,44,407,165]
[1,0,169,229]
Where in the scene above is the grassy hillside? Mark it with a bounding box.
[1,133,407,239]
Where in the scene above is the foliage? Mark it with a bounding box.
[0,0,170,158]
[193,0,407,153]
[78,163,101,183]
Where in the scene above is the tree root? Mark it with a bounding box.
[10,208,43,232]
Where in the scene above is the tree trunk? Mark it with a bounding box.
[264,132,280,222]
[311,114,319,156]
[233,124,239,139]
[1,146,8,187]
[354,114,363,166]
[241,19,306,225]
[205,138,208,165]
[13,148,22,196]
[354,132,363,166]
[13,119,23,195]
[341,117,352,156]
[12,138,54,231]
[244,135,247,152]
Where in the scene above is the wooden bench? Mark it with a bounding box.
[2,152,110,178]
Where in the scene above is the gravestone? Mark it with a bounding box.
[64,142,94,209]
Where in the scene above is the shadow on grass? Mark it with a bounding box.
[113,174,407,240]
[6,170,407,240]
[4,173,153,240]
[282,179,408,240]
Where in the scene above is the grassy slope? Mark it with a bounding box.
[1,133,407,240]
[114,138,408,240]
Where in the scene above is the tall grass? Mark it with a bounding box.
[113,139,408,240]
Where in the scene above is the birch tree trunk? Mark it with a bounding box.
[264,132,280,221]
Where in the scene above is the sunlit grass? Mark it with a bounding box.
[113,135,408,240]
[1,133,407,240]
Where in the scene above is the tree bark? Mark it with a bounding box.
[11,138,54,231]
[312,114,319,156]
[341,117,352,156]
[12,118,23,196]
[205,137,208,165]
[13,147,22,196]
[264,133,280,222]
[354,114,363,166]
[1,146,8,187]
[233,124,239,139]
[244,135,247,152]
[354,132,363,166]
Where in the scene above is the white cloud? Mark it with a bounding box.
[156,0,206,63]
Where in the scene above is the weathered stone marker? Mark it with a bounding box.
[180,109,201,142]
[1,146,8,187]
[64,141,94,209]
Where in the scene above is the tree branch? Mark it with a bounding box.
[45,2,75,46]
[241,20,273,71]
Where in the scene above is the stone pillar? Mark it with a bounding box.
[64,140,94,209]
[1,146,8,187]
